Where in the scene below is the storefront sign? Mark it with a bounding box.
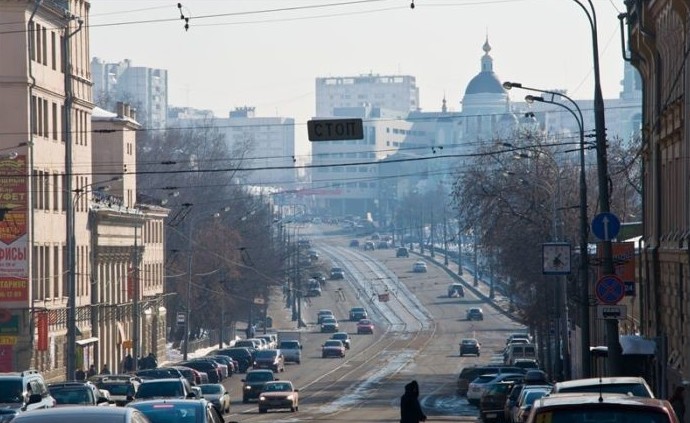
[0,315,19,335]
[37,312,48,351]
[0,156,28,308]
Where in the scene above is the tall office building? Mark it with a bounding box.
[92,58,168,129]
[315,73,419,117]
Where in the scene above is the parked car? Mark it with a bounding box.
[349,239,360,247]
[457,365,524,397]
[278,340,302,364]
[363,241,376,251]
[466,307,484,321]
[396,247,409,257]
[512,359,539,372]
[258,380,299,414]
[241,370,277,403]
[253,349,285,372]
[550,376,655,398]
[169,366,204,386]
[47,382,111,407]
[177,360,220,383]
[133,378,196,401]
[331,332,352,349]
[0,370,56,418]
[311,272,327,286]
[256,334,277,349]
[479,381,515,423]
[412,261,428,272]
[213,347,252,373]
[467,373,525,406]
[11,406,150,423]
[198,383,231,415]
[188,358,226,381]
[503,343,537,365]
[357,319,375,334]
[321,340,346,358]
[320,317,339,333]
[349,306,368,321]
[448,283,465,298]
[128,399,223,423]
[377,241,390,249]
[512,385,551,423]
[306,279,323,297]
[135,367,185,380]
[459,338,481,356]
[330,267,345,280]
[526,393,675,423]
[307,249,319,260]
[93,378,139,406]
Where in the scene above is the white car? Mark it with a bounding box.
[412,261,428,273]
[467,373,524,405]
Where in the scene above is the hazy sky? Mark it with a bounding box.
[90,0,630,156]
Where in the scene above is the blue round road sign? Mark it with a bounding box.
[595,275,625,305]
[591,212,621,241]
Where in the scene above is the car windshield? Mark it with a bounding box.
[97,383,132,396]
[473,375,497,384]
[351,308,364,312]
[462,340,476,345]
[135,382,183,398]
[322,318,336,324]
[246,372,274,382]
[254,350,277,359]
[199,385,222,395]
[0,380,23,403]
[263,382,292,392]
[279,341,299,349]
[333,333,347,340]
[132,403,199,423]
[359,320,371,325]
[331,268,342,273]
[221,349,249,358]
[50,387,94,405]
[523,390,548,406]
[324,341,342,347]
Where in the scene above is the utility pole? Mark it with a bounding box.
[132,224,140,371]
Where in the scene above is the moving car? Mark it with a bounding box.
[396,247,409,257]
[320,317,339,333]
[317,309,335,324]
[448,283,465,298]
[511,385,551,423]
[357,319,375,334]
[349,306,368,321]
[133,378,196,401]
[459,338,481,356]
[331,332,352,349]
[0,370,56,418]
[456,365,524,397]
[241,370,277,403]
[322,340,346,358]
[277,340,302,364]
[466,307,484,321]
[94,377,139,406]
[412,261,428,273]
[198,383,231,415]
[363,241,376,251]
[349,239,360,247]
[48,382,111,407]
[467,373,525,406]
[213,347,253,373]
[479,381,515,423]
[252,349,285,373]
[258,381,299,413]
[11,406,150,423]
[128,398,224,423]
[330,267,345,280]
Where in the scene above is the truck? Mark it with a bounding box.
[277,331,302,364]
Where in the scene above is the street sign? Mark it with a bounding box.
[591,212,621,241]
[624,281,635,296]
[597,305,627,320]
[595,275,625,305]
[307,118,364,141]
[542,242,571,275]
[176,312,186,325]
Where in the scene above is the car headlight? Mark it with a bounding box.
[259,396,266,401]
[286,395,294,401]
[245,385,252,390]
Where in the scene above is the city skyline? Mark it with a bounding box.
[90,0,630,156]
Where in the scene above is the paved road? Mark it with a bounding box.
[219,225,526,422]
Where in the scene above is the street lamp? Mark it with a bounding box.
[569,0,618,375]
[66,176,122,380]
[503,81,589,378]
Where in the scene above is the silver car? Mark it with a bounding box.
[10,406,149,423]
[278,340,302,364]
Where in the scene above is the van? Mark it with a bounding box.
[504,343,537,365]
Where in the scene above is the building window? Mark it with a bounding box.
[41,26,47,65]
[43,172,49,211]
[52,103,57,140]
[52,173,58,211]
[51,32,56,70]
[42,99,48,138]
[35,24,41,64]
[53,245,60,298]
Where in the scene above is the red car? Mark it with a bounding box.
[357,319,374,334]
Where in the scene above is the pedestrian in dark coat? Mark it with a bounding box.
[400,380,427,423]
[670,385,686,421]
[87,365,97,378]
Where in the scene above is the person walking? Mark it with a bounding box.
[400,380,427,423]
[123,354,134,372]
[100,364,111,375]
[87,364,97,378]
[75,368,85,381]
[670,385,686,421]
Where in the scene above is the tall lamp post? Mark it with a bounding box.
[503,81,589,378]
[569,0,618,375]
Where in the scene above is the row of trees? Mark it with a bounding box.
[135,121,285,341]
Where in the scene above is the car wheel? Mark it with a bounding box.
[290,406,296,412]
[460,352,464,357]
[243,397,249,404]
[259,408,267,414]
[322,354,326,358]
[296,360,301,364]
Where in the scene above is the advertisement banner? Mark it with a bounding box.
[0,155,28,308]
[37,312,48,351]
[596,241,636,288]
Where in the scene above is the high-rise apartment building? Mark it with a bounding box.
[315,73,419,117]
[92,58,168,129]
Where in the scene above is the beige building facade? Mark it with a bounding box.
[0,0,168,380]
[626,0,690,396]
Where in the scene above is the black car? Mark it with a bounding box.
[349,307,368,321]
[459,338,481,356]
[214,347,253,373]
[135,367,184,380]
[178,360,220,383]
[396,247,409,257]
[48,382,111,406]
[330,267,345,280]
[349,239,360,247]
[128,399,223,423]
[241,370,277,403]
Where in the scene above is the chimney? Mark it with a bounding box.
[124,103,131,118]
[116,101,125,117]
